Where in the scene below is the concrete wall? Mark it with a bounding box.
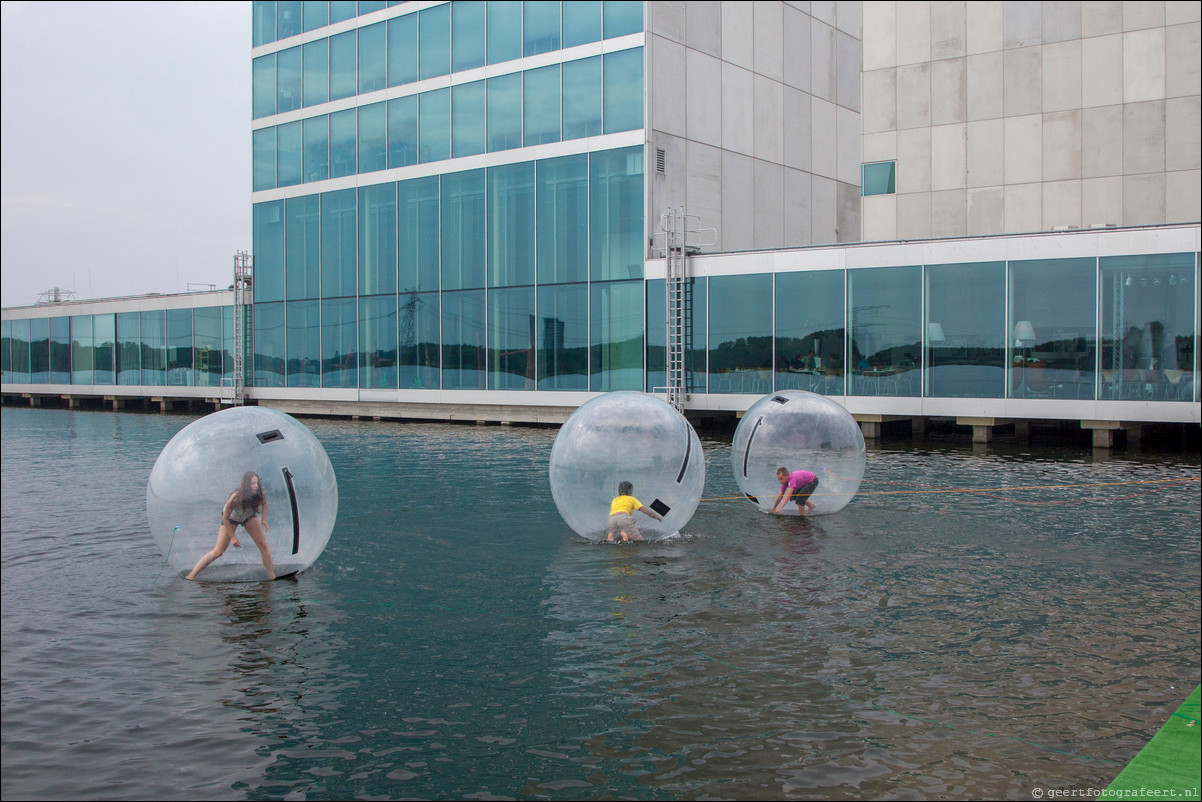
[861,1,1202,241]
[646,1,863,251]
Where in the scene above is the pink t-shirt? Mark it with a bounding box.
[782,470,817,491]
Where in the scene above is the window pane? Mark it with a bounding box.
[321,298,358,387]
[359,183,397,295]
[303,39,329,106]
[71,315,93,385]
[419,4,450,80]
[194,308,222,387]
[93,314,115,385]
[398,176,440,292]
[277,0,303,38]
[848,265,921,397]
[277,120,303,187]
[166,308,193,387]
[524,64,561,146]
[925,262,1005,398]
[562,56,602,139]
[488,286,536,389]
[252,303,284,387]
[452,0,486,72]
[330,108,357,177]
[604,0,643,38]
[388,95,418,168]
[253,0,275,47]
[775,271,846,394]
[286,300,321,387]
[399,290,440,388]
[253,201,286,303]
[321,188,357,298]
[862,161,896,196]
[487,73,522,152]
[1100,253,1196,401]
[487,1,522,64]
[358,1,387,14]
[329,0,356,25]
[1009,258,1097,400]
[452,80,487,158]
[254,127,276,191]
[387,14,418,87]
[590,280,643,391]
[358,101,387,173]
[278,46,302,113]
[709,274,772,394]
[117,312,139,385]
[441,290,486,389]
[488,162,536,288]
[604,48,643,133]
[49,316,70,384]
[537,154,589,284]
[441,169,486,290]
[524,1,560,55]
[538,283,588,389]
[419,87,450,163]
[359,294,398,388]
[563,0,602,48]
[253,54,276,119]
[10,319,31,383]
[304,115,329,182]
[590,146,644,281]
[302,0,328,32]
[140,310,165,386]
[359,22,387,94]
[330,30,357,101]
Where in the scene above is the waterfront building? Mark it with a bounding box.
[3,2,1199,447]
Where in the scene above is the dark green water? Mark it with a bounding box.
[2,406,1199,800]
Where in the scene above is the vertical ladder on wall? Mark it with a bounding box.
[653,208,717,410]
[226,251,253,406]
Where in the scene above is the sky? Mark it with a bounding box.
[1,1,251,308]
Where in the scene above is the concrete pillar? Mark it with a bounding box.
[28,395,40,407]
[1082,420,1121,449]
[973,425,993,443]
[1125,424,1143,445]
[1014,421,1030,440]
[910,416,926,437]
[860,420,882,439]
[109,397,124,411]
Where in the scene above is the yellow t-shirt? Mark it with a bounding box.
[610,495,643,515]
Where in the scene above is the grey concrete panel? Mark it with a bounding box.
[968,51,1005,120]
[1004,46,1043,117]
[862,130,898,162]
[931,122,968,190]
[1166,22,1202,98]
[1166,95,1201,171]
[783,5,813,90]
[1081,34,1124,108]
[1042,40,1082,112]
[1042,109,1082,181]
[754,74,785,164]
[1123,173,1166,224]
[1167,1,1202,25]
[897,126,933,193]
[1004,0,1043,48]
[721,0,755,70]
[862,0,897,70]
[809,0,837,28]
[1004,182,1043,232]
[931,56,968,125]
[650,0,686,43]
[967,186,1005,234]
[811,96,839,180]
[686,49,724,148]
[754,159,786,246]
[1081,175,1123,226]
[1123,2,1166,31]
[1081,105,1124,178]
[897,191,933,239]
[810,174,839,244]
[721,150,756,250]
[836,0,862,38]
[1081,1,1123,37]
[1124,28,1167,103]
[967,1,1004,54]
[967,118,1005,187]
[783,85,814,170]
[754,0,785,81]
[686,141,724,249]
[685,0,723,56]
[931,0,967,59]
[895,0,931,65]
[861,68,898,134]
[722,63,756,156]
[783,168,814,246]
[931,188,968,237]
[651,132,688,213]
[861,193,898,241]
[1042,1,1082,44]
[837,28,862,112]
[897,62,932,129]
[650,36,688,138]
[836,180,861,243]
[836,104,862,185]
[1166,169,1202,223]
[1042,179,1083,228]
[1004,114,1043,185]
[811,19,837,101]
[1123,100,1166,174]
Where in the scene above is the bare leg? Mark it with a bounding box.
[243,518,275,580]
[187,526,234,580]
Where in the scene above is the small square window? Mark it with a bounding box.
[862,161,896,196]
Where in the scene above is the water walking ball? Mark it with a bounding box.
[731,390,865,516]
[549,392,706,540]
[147,406,338,581]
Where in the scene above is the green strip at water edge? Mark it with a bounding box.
[1099,685,1201,801]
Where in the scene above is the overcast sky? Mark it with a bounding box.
[1,1,250,308]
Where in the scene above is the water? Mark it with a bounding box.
[2,406,1199,801]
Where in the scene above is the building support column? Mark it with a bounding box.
[858,419,881,439]
[1082,420,1121,449]
[910,416,926,437]
[958,417,995,444]
[1014,420,1030,440]
[107,396,123,411]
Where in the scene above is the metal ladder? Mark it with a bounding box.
[225,251,253,406]
[653,209,716,410]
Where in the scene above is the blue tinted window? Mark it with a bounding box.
[93,314,115,385]
[193,309,221,387]
[388,96,418,168]
[1009,258,1097,400]
[708,274,773,394]
[537,154,589,284]
[321,189,357,298]
[277,1,303,39]
[536,283,588,389]
[487,1,522,64]
[604,0,643,37]
[253,303,285,387]
[452,81,487,158]
[441,170,486,290]
[330,108,357,177]
[419,88,450,163]
[302,0,328,32]
[862,161,896,196]
[358,101,387,173]
[524,64,561,146]
[487,73,522,152]
[71,315,93,385]
[330,30,357,100]
[27,318,48,383]
[321,298,357,387]
[166,308,193,387]
[563,0,602,47]
[590,147,644,281]
[358,1,387,14]
[488,287,536,389]
[329,0,356,25]
[591,280,643,390]
[253,0,275,47]
[286,195,322,300]
[387,14,418,87]
[286,300,321,387]
[253,201,286,303]
[562,56,602,139]
[398,176,441,292]
[360,294,398,388]
[303,116,329,182]
[50,316,71,384]
[277,121,303,187]
[453,1,487,72]
[604,48,643,133]
[419,4,451,79]
[925,262,1005,398]
[848,265,922,397]
[359,22,387,94]
[116,313,138,385]
[488,162,536,287]
[359,183,397,295]
[140,311,166,387]
[775,271,846,394]
[253,127,277,191]
[303,40,329,106]
[277,46,302,113]
[253,54,276,119]
[524,1,561,55]
[442,290,486,389]
[399,291,440,389]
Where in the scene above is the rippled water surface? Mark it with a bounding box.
[2,406,1199,800]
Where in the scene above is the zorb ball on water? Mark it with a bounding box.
[549,392,705,540]
[147,406,338,581]
[731,390,865,516]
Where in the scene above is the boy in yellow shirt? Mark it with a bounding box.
[607,481,665,542]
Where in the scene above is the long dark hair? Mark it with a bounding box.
[235,471,264,512]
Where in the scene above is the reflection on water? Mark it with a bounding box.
[1,407,1199,800]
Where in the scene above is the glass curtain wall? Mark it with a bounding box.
[645,277,706,394]
[848,266,921,396]
[71,315,94,385]
[538,283,588,390]
[925,262,1005,398]
[194,308,224,387]
[708,274,773,395]
[1008,258,1097,399]
[49,317,71,384]
[775,271,846,395]
[166,309,194,386]
[29,318,49,384]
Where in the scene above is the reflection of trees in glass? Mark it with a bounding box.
[710,336,773,372]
